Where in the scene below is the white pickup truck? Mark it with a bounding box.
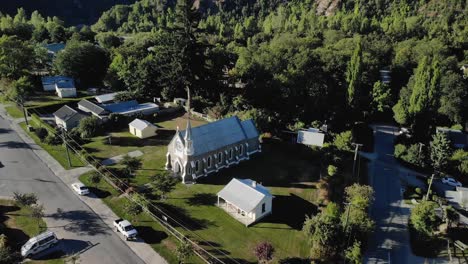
[113,218,138,240]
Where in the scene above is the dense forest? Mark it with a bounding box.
[0,0,137,25]
[0,0,467,134]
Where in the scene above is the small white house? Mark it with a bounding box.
[41,76,74,92]
[55,79,77,98]
[217,178,273,226]
[129,119,157,139]
[53,105,85,131]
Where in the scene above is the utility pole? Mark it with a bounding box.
[61,127,72,168]
[425,173,436,201]
[351,143,363,181]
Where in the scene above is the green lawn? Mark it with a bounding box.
[79,173,199,264]
[19,122,85,169]
[5,104,24,118]
[24,93,93,108]
[0,199,63,264]
[81,139,320,262]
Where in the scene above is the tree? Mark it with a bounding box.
[345,240,361,264]
[89,171,101,187]
[344,184,374,210]
[327,165,338,177]
[13,192,38,206]
[175,239,193,264]
[124,200,142,222]
[302,202,342,260]
[121,155,142,176]
[150,174,177,200]
[8,76,34,102]
[54,40,109,87]
[95,32,122,49]
[333,131,353,152]
[78,116,100,138]
[430,132,452,170]
[253,242,275,264]
[0,246,15,264]
[345,37,362,107]
[0,35,34,78]
[410,201,439,237]
[371,81,392,113]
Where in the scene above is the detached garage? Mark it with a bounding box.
[129,119,157,139]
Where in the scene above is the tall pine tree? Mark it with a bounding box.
[346,37,362,107]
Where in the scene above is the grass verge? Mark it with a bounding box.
[19,122,85,169]
[5,104,24,118]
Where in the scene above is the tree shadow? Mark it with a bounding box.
[47,210,110,236]
[279,257,311,264]
[186,193,217,206]
[253,194,317,230]
[88,187,111,199]
[0,128,12,133]
[153,203,217,231]
[0,141,35,150]
[135,226,168,244]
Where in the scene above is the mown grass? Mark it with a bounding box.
[19,122,85,169]
[79,172,199,264]
[5,104,24,118]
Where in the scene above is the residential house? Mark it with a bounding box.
[436,127,468,149]
[165,116,261,183]
[53,105,85,131]
[217,178,273,226]
[95,92,118,103]
[55,79,77,98]
[129,119,158,139]
[41,76,73,92]
[78,99,109,119]
[43,43,65,58]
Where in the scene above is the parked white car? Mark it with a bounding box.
[71,182,89,195]
[21,231,58,258]
[441,177,462,187]
[114,218,138,240]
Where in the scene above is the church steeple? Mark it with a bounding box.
[184,87,194,155]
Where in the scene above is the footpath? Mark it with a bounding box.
[0,104,168,264]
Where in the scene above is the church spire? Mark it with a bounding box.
[184,87,194,155]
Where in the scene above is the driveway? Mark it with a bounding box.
[364,125,448,264]
[0,114,145,263]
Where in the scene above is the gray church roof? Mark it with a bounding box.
[53,105,79,121]
[180,116,259,156]
[218,178,271,212]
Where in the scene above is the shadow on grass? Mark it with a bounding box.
[136,226,168,244]
[186,193,217,206]
[107,135,171,147]
[154,203,217,231]
[88,187,111,199]
[279,257,311,264]
[253,194,317,230]
[48,209,110,236]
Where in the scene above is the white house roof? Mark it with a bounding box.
[297,129,325,147]
[179,116,259,156]
[218,178,271,213]
[129,118,156,131]
[95,92,118,103]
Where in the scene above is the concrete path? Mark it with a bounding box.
[101,150,144,166]
[0,104,167,264]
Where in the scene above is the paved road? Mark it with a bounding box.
[364,125,448,264]
[0,114,145,263]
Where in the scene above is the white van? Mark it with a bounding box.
[21,231,58,258]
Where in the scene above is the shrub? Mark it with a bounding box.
[13,192,38,206]
[78,116,100,138]
[254,242,275,264]
[34,127,48,140]
[44,134,62,145]
[333,130,353,152]
[415,187,422,195]
[327,165,338,177]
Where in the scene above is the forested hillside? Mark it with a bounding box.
[0,0,136,25]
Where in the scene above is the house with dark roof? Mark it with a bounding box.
[165,116,261,183]
[53,105,86,131]
[78,99,109,119]
[217,178,272,226]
